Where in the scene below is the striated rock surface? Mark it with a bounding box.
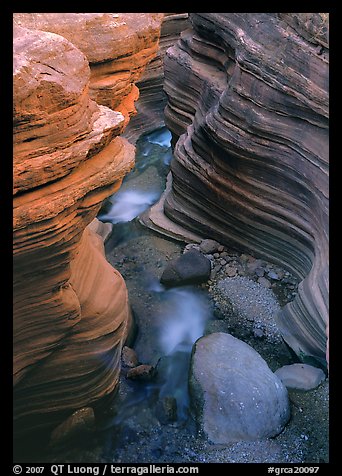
[124,13,189,143]
[13,13,164,127]
[13,17,161,437]
[158,13,329,364]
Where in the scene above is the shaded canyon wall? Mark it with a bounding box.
[13,13,163,436]
[123,13,189,143]
[161,13,329,364]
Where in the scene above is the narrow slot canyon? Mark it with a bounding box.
[13,13,329,464]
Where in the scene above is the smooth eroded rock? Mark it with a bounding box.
[158,13,328,365]
[189,332,290,443]
[160,250,211,287]
[13,16,161,437]
[199,239,221,254]
[49,407,95,447]
[274,363,326,390]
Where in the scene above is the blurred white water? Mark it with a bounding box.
[98,189,159,224]
[146,128,172,148]
[159,288,211,355]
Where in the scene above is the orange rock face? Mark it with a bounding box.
[13,16,162,436]
[13,13,164,124]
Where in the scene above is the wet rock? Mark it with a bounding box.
[274,364,326,390]
[199,239,221,254]
[126,364,156,381]
[160,250,211,287]
[189,332,290,443]
[156,396,178,424]
[257,277,272,288]
[122,346,139,368]
[49,407,95,447]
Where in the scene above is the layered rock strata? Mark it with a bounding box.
[159,13,329,363]
[13,16,161,436]
[13,13,164,127]
[123,13,189,143]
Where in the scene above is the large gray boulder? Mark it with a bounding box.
[189,332,290,443]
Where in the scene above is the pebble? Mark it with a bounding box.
[253,328,265,339]
[199,239,221,254]
[257,277,272,288]
[213,253,220,259]
[218,245,225,252]
[267,270,280,280]
[220,259,227,266]
[225,266,237,277]
[122,346,139,368]
[255,267,265,277]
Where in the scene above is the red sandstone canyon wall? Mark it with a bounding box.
[13,14,163,436]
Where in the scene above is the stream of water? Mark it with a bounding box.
[97,127,212,435]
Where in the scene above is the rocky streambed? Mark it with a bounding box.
[26,127,328,465]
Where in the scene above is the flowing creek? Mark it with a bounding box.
[19,126,328,464]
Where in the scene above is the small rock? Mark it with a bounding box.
[274,364,326,390]
[49,407,95,447]
[225,265,237,277]
[240,253,254,263]
[156,396,178,424]
[126,364,156,381]
[220,259,227,266]
[267,270,280,280]
[199,239,221,254]
[122,346,139,368]
[253,328,265,339]
[210,265,222,279]
[217,245,225,252]
[205,254,214,261]
[220,251,229,258]
[213,253,220,259]
[257,277,272,288]
[246,259,264,273]
[255,267,265,277]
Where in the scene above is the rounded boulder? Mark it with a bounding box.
[189,332,290,443]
